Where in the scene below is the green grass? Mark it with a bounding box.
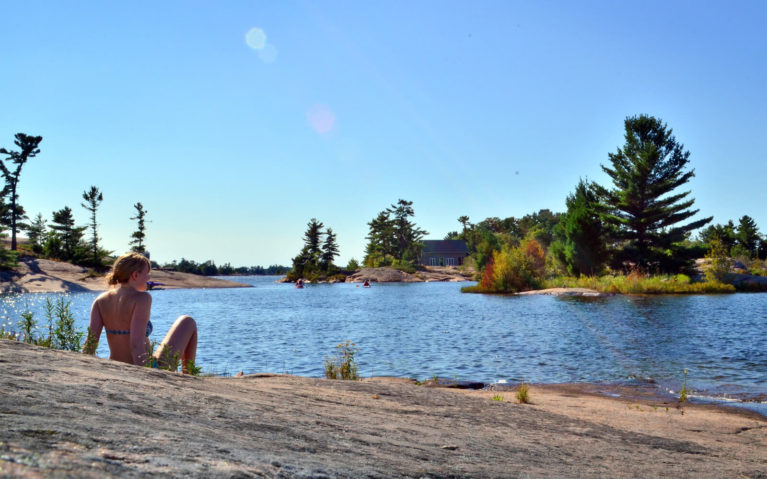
[542,274,735,294]
[491,394,504,402]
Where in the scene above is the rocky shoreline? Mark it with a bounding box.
[1,341,765,477]
[0,257,251,294]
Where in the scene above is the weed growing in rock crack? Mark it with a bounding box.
[324,340,359,380]
[516,383,531,404]
[492,394,504,402]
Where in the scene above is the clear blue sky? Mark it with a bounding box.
[2,1,765,267]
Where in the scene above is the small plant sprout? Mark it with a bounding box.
[516,383,531,404]
[679,368,689,403]
[492,394,504,402]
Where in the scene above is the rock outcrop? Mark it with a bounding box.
[1,340,765,477]
[345,267,473,283]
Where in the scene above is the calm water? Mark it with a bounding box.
[2,277,766,414]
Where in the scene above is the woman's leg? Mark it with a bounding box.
[154,315,197,373]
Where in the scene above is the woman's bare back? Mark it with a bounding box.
[93,288,152,364]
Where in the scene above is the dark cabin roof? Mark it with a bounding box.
[421,240,469,255]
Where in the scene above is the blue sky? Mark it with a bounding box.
[2,1,765,267]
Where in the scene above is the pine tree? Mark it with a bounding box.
[303,218,324,261]
[81,186,104,266]
[595,115,711,271]
[50,207,86,262]
[387,199,427,262]
[27,213,47,254]
[0,133,41,250]
[363,211,395,267]
[130,202,148,253]
[320,228,340,271]
[735,215,760,258]
[552,179,607,276]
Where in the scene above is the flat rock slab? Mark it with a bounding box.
[0,257,250,293]
[1,341,765,478]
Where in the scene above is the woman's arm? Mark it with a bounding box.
[83,300,104,355]
[130,293,153,366]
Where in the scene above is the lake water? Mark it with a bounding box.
[2,277,766,415]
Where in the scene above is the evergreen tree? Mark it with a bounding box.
[595,114,711,271]
[27,213,47,254]
[303,218,324,261]
[735,215,760,258]
[0,133,42,250]
[130,202,148,253]
[49,207,86,261]
[699,221,736,251]
[81,186,104,266]
[363,211,395,267]
[290,218,325,278]
[387,199,427,262]
[320,228,340,271]
[551,179,607,276]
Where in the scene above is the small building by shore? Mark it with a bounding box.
[419,240,469,267]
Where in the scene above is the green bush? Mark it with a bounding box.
[324,340,359,380]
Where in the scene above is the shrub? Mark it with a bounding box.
[18,311,36,343]
[324,340,359,380]
[705,237,732,283]
[516,383,530,404]
[48,297,84,352]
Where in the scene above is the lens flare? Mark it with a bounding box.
[245,27,267,50]
[307,104,335,134]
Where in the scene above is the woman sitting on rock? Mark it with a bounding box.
[83,252,198,373]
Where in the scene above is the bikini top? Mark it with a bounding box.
[105,320,153,337]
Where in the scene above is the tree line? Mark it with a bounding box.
[0,133,152,268]
[159,259,289,276]
[2,132,287,275]
[451,114,765,292]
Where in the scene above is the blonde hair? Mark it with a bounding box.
[105,252,151,286]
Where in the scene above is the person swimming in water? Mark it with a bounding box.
[83,252,198,373]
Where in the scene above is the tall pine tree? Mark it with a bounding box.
[320,228,339,271]
[595,115,711,271]
[0,133,42,250]
[81,186,104,266]
[130,202,148,254]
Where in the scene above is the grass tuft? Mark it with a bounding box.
[516,383,531,404]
